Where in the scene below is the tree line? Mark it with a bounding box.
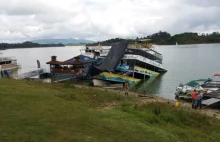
[87,31,220,46]
[0,41,64,50]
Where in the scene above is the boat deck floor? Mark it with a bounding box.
[204,90,220,99]
[0,64,19,71]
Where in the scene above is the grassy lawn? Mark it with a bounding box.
[0,79,220,142]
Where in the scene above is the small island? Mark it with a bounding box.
[0,41,64,50]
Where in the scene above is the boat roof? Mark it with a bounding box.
[186,79,208,87]
[64,55,97,64]
[47,55,96,65]
[214,74,220,76]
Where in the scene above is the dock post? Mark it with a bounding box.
[133,60,136,78]
[144,64,146,81]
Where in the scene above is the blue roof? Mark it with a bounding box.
[64,55,97,64]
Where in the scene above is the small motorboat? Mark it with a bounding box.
[175,74,220,98]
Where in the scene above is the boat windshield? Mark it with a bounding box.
[212,74,220,82]
[186,79,208,87]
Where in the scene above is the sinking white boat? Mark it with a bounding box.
[0,53,19,78]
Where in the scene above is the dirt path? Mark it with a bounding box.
[76,85,220,119]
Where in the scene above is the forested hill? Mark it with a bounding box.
[0,41,64,50]
[87,31,220,46]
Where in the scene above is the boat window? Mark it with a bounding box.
[120,60,124,65]
[213,76,220,82]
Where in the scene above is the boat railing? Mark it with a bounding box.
[80,48,110,54]
[16,68,46,79]
[123,54,164,69]
[128,45,163,59]
[0,56,16,62]
[144,49,163,59]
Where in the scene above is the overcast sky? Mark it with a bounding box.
[0,0,219,42]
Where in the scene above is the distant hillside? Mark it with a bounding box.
[160,32,220,45]
[87,38,134,46]
[0,41,64,50]
[88,31,220,46]
[32,38,94,45]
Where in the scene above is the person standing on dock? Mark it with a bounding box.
[124,81,129,95]
[191,89,197,109]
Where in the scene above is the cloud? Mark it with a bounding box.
[0,0,220,42]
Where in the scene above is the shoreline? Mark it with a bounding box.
[74,84,220,119]
[1,78,220,141]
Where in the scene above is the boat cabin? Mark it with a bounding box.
[80,46,109,59]
[0,53,18,71]
[133,39,153,48]
[46,55,98,76]
[47,56,84,75]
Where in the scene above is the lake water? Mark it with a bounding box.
[1,44,220,99]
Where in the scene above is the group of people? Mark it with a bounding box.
[191,89,204,109]
[0,70,11,78]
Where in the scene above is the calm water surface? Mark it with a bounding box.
[1,44,220,99]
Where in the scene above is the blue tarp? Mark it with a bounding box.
[116,64,129,72]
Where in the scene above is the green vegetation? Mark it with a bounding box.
[1,79,220,142]
[88,31,220,46]
[87,38,129,46]
[0,41,64,50]
[161,32,220,45]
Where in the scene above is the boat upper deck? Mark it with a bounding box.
[0,57,17,63]
[0,63,18,71]
[128,45,163,60]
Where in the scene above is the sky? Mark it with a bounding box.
[0,0,220,42]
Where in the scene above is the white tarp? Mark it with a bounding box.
[202,98,220,106]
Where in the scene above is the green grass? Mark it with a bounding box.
[1,79,220,142]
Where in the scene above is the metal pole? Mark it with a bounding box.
[0,53,3,60]
[144,64,146,81]
[133,60,136,78]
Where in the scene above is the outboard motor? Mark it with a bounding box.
[179,83,184,87]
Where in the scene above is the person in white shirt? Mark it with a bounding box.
[196,91,203,109]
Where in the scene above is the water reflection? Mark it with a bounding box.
[131,73,165,96]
